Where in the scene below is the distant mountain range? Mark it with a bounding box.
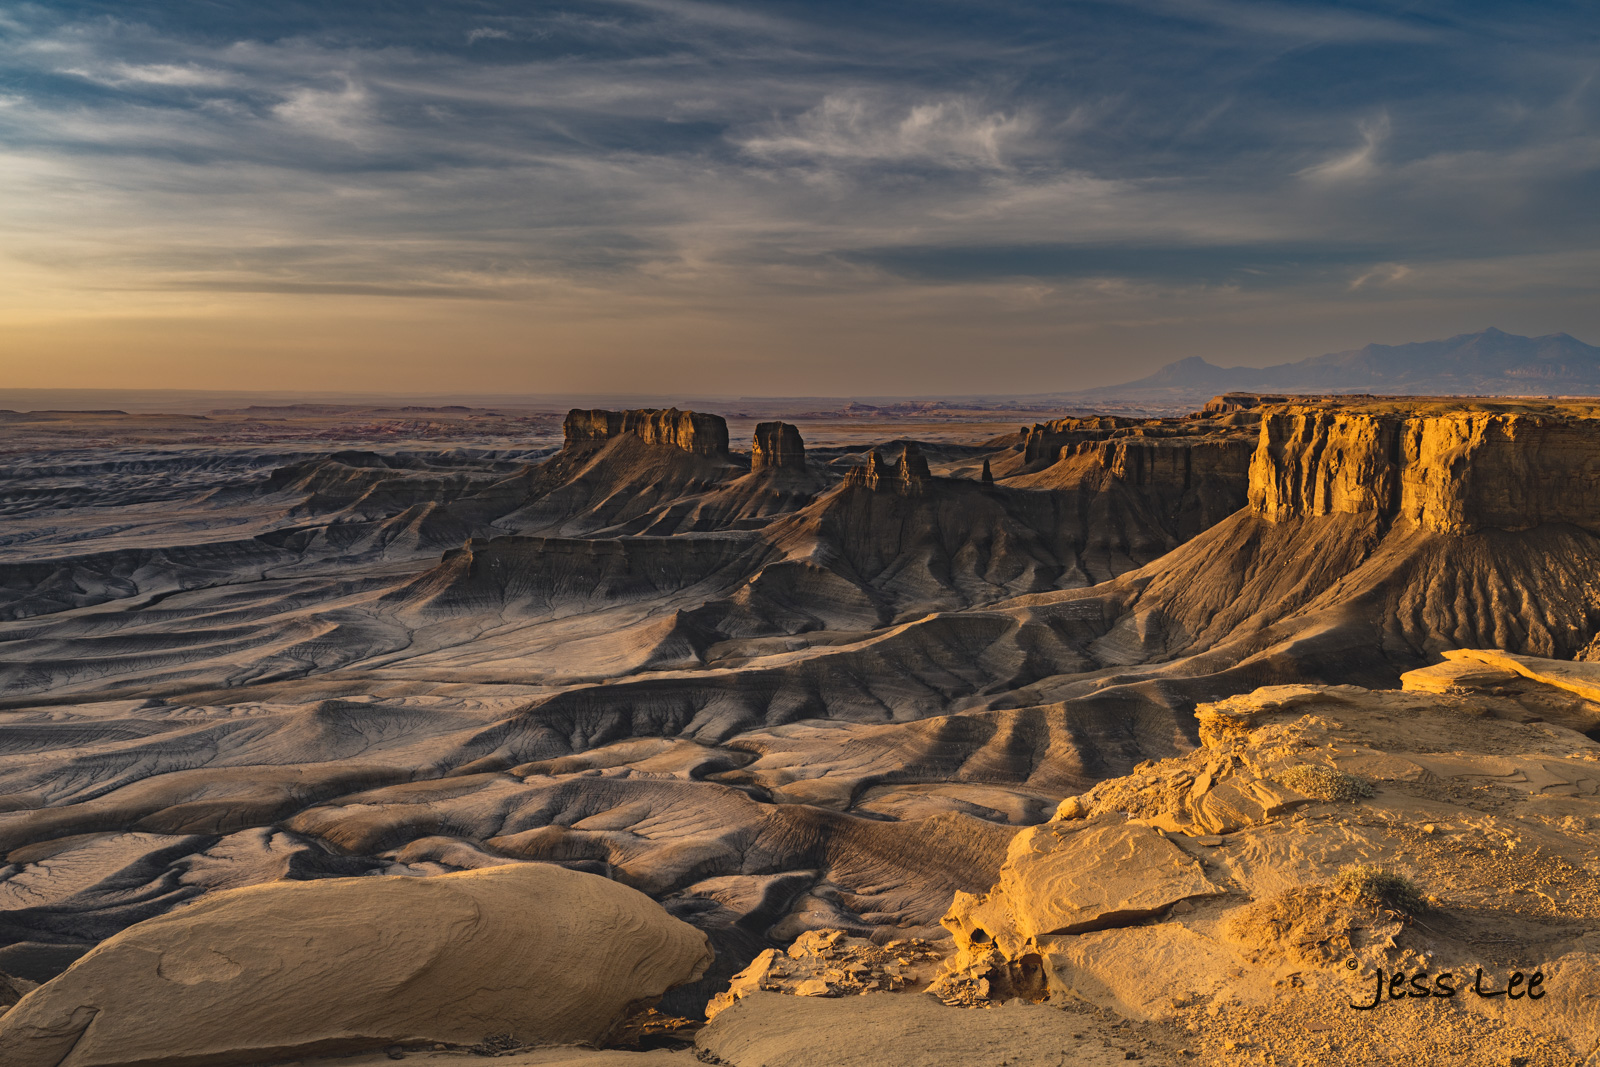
[1076,329,1600,404]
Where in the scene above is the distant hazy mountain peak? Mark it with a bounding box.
[1144,355,1226,385]
[1082,328,1600,402]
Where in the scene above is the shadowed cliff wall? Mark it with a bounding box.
[752,422,806,472]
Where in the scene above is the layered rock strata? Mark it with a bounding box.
[751,422,806,471]
[1249,404,1600,533]
[1017,414,1256,472]
[564,408,730,456]
[1006,415,1256,518]
[1073,435,1253,491]
[1019,416,1141,466]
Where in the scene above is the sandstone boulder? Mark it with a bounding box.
[1442,647,1600,702]
[0,863,713,1067]
[943,820,1222,958]
[1400,658,1519,694]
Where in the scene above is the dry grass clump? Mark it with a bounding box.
[1276,764,1373,801]
[1335,863,1424,912]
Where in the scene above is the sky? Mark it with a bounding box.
[0,0,1596,396]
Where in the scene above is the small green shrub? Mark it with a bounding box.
[1276,764,1373,801]
[1335,863,1424,912]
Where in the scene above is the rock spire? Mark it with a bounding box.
[842,442,931,493]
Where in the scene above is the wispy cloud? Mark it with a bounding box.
[0,0,1594,391]
[593,0,803,37]
[64,62,236,88]
[736,94,1033,170]
[1349,262,1412,290]
[736,92,1036,171]
[270,81,378,145]
[1298,111,1390,182]
[1136,0,1438,43]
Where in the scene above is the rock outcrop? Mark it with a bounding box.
[1014,414,1256,475]
[1436,647,1600,703]
[564,408,730,456]
[944,820,1224,958]
[1199,392,1290,415]
[706,930,947,1019]
[1050,397,1600,670]
[751,422,806,472]
[1249,403,1600,533]
[840,443,931,493]
[1001,414,1256,531]
[995,416,1256,549]
[0,864,713,1066]
[1076,434,1253,491]
[1018,416,1141,467]
[932,660,1600,1064]
[901,442,932,482]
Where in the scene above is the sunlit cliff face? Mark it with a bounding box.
[0,1,1596,394]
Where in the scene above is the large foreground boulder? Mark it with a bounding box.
[0,863,713,1067]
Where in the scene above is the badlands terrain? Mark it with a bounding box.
[2,394,1600,1064]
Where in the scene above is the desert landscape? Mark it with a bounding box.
[2,377,1600,1065]
[3,0,1596,1062]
